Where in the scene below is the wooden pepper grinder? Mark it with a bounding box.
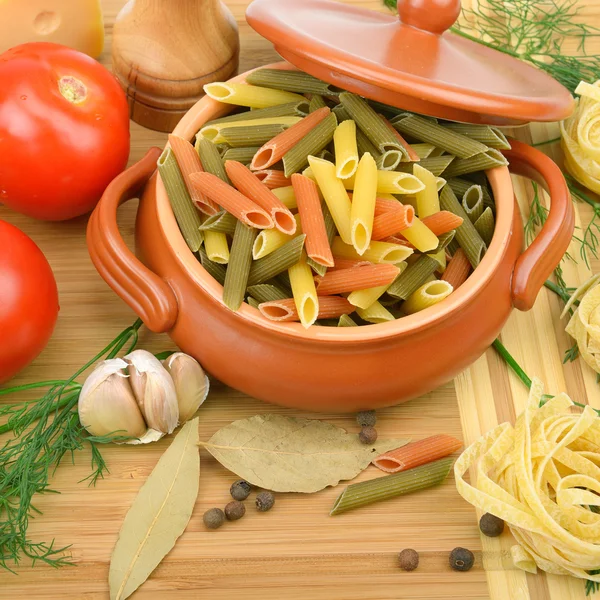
[112,0,239,132]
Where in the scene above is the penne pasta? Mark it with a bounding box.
[204,100,310,127]
[441,248,472,289]
[380,115,420,162]
[307,202,337,276]
[332,104,352,123]
[259,296,354,323]
[223,221,257,311]
[315,264,401,295]
[371,204,415,240]
[251,107,331,170]
[247,296,261,309]
[436,177,447,192]
[196,136,230,184]
[447,176,493,205]
[396,155,455,177]
[271,186,297,210]
[198,210,237,235]
[355,301,395,324]
[400,218,439,252]
[309,94,327,113]
[190,172,274,229]
[413,164,440,219]
[247,283,289,304]
[332,237,413,264]
[334,120,359,179]
[308,156,353,245]
[402,280,454,314]
[220,123,290,148]
[292,174,335,267]
[442,149,509,178]
[442,123,511,150]
[387,255,439,300]
[474,207,495,246]
[411,143,436,159]
[246,68,341,97]
[252,214,301,260]
[288,252,320,328]
[168,134,220,216]
[356,128,382,161]
[204,82,306,109]
[374,195,404,216]
[420,211,464,236]
[199,248,226,285]
[223,146,262,165]
[350,153,378,255]
[376,149,404,171]
[462,185,484,223]
[331,258,372,270]
[200,116,302,144]
[225,160,296,235]
[247,234,306,286]
[338,314,358,327]
[344,171,425,195]
[254,170,291,189]
[204,230,230,264]
[347,263,407,309]
[158,148,204,252]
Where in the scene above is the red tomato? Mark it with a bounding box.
[0,220,59,384]
[0,43,130,221]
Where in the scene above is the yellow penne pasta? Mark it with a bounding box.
[403,280,453,314]
[347,262,407,309]
[432,249,447,272]
[253,214,302,259]
[271,186,298,210]
[344,171,426,195]
[401,218,439,252]
[414,164,440,219]
[204,82,306,109]
[334,120,359,179]
[204,230,230,264]
[436,177,447,192]
[332,237,413,264]
[308,156,353,245]
[288,252,319,328]
[350,153,378,256]
[200,117,302,144]
[356,300,395,323]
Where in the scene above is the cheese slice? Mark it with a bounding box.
[0,0,104,58]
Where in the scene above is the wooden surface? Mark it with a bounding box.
[1,1,600,599]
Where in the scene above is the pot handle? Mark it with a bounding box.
[504,138,574,312]
[87,148,179,333]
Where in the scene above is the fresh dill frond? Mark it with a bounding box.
[563,343,580,363]
[586,572,600,595]
[524,183,549,246]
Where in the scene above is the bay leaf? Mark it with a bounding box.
[199,414,408,493]
[109,418,200,600]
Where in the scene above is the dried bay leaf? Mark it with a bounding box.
[109,418,200,600]
[199,414,409,493]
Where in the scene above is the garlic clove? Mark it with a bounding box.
[126,429,165,445]
[163,352,210,423]
[78,358,147,439]
[125,349,179,434]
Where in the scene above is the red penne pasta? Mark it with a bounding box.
[441,248,472,289]
[374,197,404,217]
[315,264,400,295]
[226,161,296,235]
[291,174,334,267]
[421,211,464,236]
[373,435,463,473]
[189,172,274,229]
[251,107,331,170]
[371,204,415,240]
[168,134,220,216]
[254,170,292,189]
[258,296,354,322]
[380,116,421,162]
[330,258,372,271]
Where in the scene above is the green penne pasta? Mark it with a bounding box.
[274,273,293,296]
[462,185,484,223]
[356,128,382,160]
[447,176,493,205]
[338,314,358,327]
[443,123,512,150]
[387,255,439,300]
[309,94,328,113]
[223,146,261,165]
[198,210,237,235]
[247,234,306,286]
[377,149,404,171]
[446,239,460,256]
[426,230,456,255]
[316,148,336,163]
[199,248,227,286]
[340,92,409,159]
[367,99,407,119]
[196,137,230,183]
[203,100,310,127]
[215,143,230,157]
[307,202,337,276]
[474,207,495,246]
[396,155,455,177]
[439,186,487,268]
[158,148,204,252]
[330,457,454,515]
[247,283,289,304]
[246,68,342,96]
[442,149,509,178]
[332,104,352,123]
[220,123,290,148]
[223,221,258,311]
[392,114,489,159]
[410,143,436,159]
[282,112,337,177]
[247,296,261,309]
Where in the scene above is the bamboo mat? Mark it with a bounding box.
[1,1,600,599]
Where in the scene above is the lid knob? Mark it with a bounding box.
[397,0,461,35]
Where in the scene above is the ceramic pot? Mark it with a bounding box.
[87,63,574,412]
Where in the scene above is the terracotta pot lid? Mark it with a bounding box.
[246,0,575,126]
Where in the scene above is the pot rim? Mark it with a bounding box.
[155,62,515,342]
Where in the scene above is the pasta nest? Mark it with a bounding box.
[561,80,600,194]
[455,378,600,582]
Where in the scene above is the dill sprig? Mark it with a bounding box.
[0,319,143,571]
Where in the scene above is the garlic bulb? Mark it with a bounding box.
[125,350,179,435]
[163,352,210,422]
[78,358,147,439]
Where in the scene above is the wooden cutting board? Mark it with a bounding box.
[1,1,600,599]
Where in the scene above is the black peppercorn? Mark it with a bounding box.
[230,479,252,501]
[449,547,474,572]
[359,425,378,445]
[256,491,275,512]
[398,548,419,571]
[356,410,377,428]
[203,508,225,530]
[479,513,505,538]
[224,500,246,521]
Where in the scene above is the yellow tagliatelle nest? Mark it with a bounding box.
[455,378,600,582]
[561,81,600,194]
